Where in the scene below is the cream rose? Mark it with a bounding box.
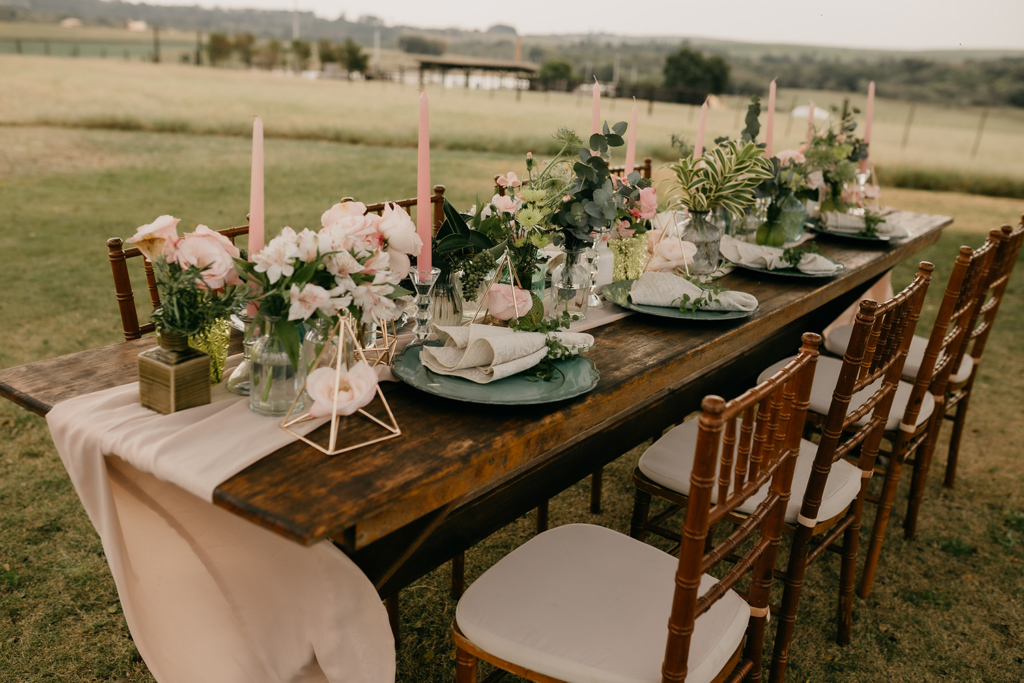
[127,215,180,262]
[378,202,422,255]
[305,363,379,418]
[174,225,242,289]
[321,201,368,228]
[484,284,532,321]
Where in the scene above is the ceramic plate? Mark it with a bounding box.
[392,342,599,405]
[727,255,846,279]
[805,218,908,242]
[602,280,757,321]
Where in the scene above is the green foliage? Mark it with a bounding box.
[805,107,866,211]
[666,139,774,216]
[148,259,249,338]
[206,32,232,66]
[291,39,312,70]
[861,208,884,237]
[781,242,821,268]
[256,39,282,69]
[233,33,256,65]
[539,59,575,82]
[673,277,725,312]
[663,46,730,94]
[316,38,337,64]
[398,34,446,56]
[740,95,762,143]
[341,38,369,75]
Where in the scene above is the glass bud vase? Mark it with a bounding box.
[430,269,464,328]
[780,194,807,243]
[249,314,306,417]
[681,210,722,276]
[548,246,590,320]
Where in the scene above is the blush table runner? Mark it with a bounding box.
[46,358,396,683]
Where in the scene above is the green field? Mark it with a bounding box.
[0,56,1023,683]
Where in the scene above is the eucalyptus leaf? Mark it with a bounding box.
[612,121,628,136]
[605,133,624,147]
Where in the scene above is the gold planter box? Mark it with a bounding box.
[138,340,211,415]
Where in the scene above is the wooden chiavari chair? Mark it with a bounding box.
[106,186,447,342]
[939,221,1024,492]
[452,334,821,683]
[631,264,932,682]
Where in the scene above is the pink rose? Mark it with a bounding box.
[305,363,379,418]
[491,194,520,215]
[127,215,180,262]
[775,149,806,167]
[638,187,658,220]
[484,284,532,321]
[321,201,367,228]
[378,202,422,255]
[648,238,697,272]
[174,225,242,289]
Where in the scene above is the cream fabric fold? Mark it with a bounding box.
[45,360,395,683]
[629,271,758,312]
[720,235,838,275]
[420,324,594,384]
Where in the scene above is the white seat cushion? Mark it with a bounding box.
[758,356,934,432]
[456,524,749,683]
[639,419,861,526]
[825,324,973,385]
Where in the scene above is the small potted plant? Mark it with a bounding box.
[666,140,774,274]
[127,216,250,414]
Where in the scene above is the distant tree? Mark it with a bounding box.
[233,33,256,66]
[398,34,446,56]
[317,38,337,64]
[486,24,517,35]
[207,33,232,66]
[291,39,312,71]
[341,38,370,77]
[539,59,574,82]
[663,46,730,96]
[256,39,282,70]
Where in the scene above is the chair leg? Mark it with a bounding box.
[386,593,401,647]
[904,415,944,540]
[536,500,549,534]
[944,390,972,488]
[629,488,652,541]
[451,552,465,599]
[836,518,860,645]
[857,456,904,599]
[768,526,813,683]
[590,467,603,514]
[455,646,478,683]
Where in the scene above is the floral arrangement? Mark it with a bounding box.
[665,139,775,215]
[754,149,825,246]
[126,215,250,338]
[802,107,869,213]
[233,201,416,368]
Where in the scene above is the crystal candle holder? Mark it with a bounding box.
[411,267,441,343]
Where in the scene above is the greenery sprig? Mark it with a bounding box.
[150,259,250,337]
[861,208,884,238]
[781,242,821,268]
[666,139,774,216]
[674,276,726,313]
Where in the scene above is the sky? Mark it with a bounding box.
[143,0,1024,51]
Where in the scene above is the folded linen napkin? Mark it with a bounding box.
[629,271,758,312]
[822,210,896,236]
[719,235,838,275]
[421,324,594,384]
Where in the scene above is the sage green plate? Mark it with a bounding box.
[392,342,600,405]
[602,279,758,321]
[805,218,908,242]
[727,254,846,279]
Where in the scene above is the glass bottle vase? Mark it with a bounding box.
[680,210,722,276]
[249,314,306,417]
[780,194,807,243]
[548,246,590,320]
[429,269,464,328]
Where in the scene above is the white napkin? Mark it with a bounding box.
[822,210,896,236]
[629,271,758,312]
[720,235,838,275]
[421,324,594,384]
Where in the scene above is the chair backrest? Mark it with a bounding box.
[960,220,1024,370]
[493,157,653,197]
[663,333,821,682]
[106,185,448,342]
[799,263,933,526]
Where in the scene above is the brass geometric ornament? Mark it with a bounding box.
[280,316,401,456]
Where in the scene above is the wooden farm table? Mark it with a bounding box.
[0,211,951,597]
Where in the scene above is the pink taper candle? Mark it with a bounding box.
[416,91,432,273]
[765,79,776,156]
[591,77,601,135]
[248,115,264,258]
[624,98,638,176]
[806,101,815,145]
[860,81,875,173]
[693,99,708,160]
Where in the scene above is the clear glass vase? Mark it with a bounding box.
[430,269,464,328]
[548,246,590,319]
[680,210,722,275]
[249,314,306,417]
[780,194,807,242]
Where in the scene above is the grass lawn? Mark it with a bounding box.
[0,125,1022,682]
